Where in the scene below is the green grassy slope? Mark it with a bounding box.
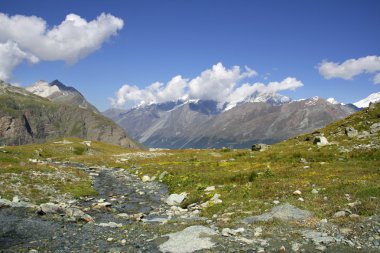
[0,103,378,224]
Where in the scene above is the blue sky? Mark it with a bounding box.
[1,0,380,110]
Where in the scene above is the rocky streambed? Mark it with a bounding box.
[1,163,380,252]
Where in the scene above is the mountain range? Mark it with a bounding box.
[1,78,378,149]
[103,93,364,149]
[0,80,140,148]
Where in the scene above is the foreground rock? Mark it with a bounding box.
[251,143,270,152]
[165,193,187,206]
[159,226,217,253]
[242,203,312,223]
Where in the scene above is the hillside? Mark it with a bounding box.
[0,81,140,148]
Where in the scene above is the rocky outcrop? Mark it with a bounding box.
[0,81,140,148]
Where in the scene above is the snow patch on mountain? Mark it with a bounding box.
[26,80,60,97]
[224,92,291,111]
[354,92,380,108]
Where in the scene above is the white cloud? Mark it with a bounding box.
[374,73,380,84]
[111,63,303,108]
[225,77,303,105]
[0,12,123,80]
[0,41,39,80]
[318,55,380,83]
[188,62,257,102]
[111,75,188,107]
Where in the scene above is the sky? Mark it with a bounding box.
[0,0,380,111]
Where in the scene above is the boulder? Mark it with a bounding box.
[159,226,217,253]
[142,175,151,182]
[333,210,347,218]
[39,203,65,214]
[313,136,329,146]
[345,127,358,138]
[251,143,270,152]
[65,207,93,222]
[242,203,312,223]
[166,192,187,206]
[370,122,380,134]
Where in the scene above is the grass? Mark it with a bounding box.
[0,104,379,224]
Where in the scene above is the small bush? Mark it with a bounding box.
[264,168,274,177]
[248,171,258,182]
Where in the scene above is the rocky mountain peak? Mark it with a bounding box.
[27,80,99,113]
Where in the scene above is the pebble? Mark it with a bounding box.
[333,211,346,218]
[204,186,216,192]
[311,189,319,194]
[142,175,151,182]
[298,197,304,202]
[316,245,326,251]
[291,242,301,252]
[279,245,286,253]
[273,200,280,205]
[293,190,302,195]
[107,238,114,242]
[254,227,263,237]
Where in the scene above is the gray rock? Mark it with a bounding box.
[159,225,217,253]
[333,210,347,218]
[345,127,358,137]
[0,198,13,208]
[40,203,65,214]
[370,122,380,134]
[0,198,37,209]
[242,203,312,223]
[251,143,270,152]
[302,230,335,245]
[313,136,329,146]
[204,186,215,192]
[311,189,319,194]
[97,222,122,228]
[159,171,169,181]
[142,175,151,182]
[65,207,93,222]
[165,192,187,206]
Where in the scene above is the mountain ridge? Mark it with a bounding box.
[104,93,358,149]
[0,80,140,148]
[26,80,99,114]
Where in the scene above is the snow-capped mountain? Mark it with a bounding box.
[104,95,357,149]
[27,80,99,113]
[224,92,291,111]
[354,92,380,108]
[26,80,61,97]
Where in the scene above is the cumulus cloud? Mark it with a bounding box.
[318,55,380,83]
[188,63,257,102]
[111,63,303,108]
[0,12,123,80]
[0,41,39,80]
[110,75,188,108]
[225,77,303,105]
